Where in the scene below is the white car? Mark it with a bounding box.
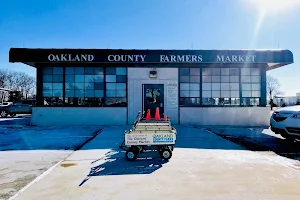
[270,105,300,140]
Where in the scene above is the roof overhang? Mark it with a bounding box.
[9,48,294,70]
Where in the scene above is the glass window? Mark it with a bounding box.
[43,90,52,97]
[106,83,116,90]
[180,83,189,90]
[106,75,116,82]
[85,75,95,83]
[202,68,211,76]
[65,82,75,90]
[230,83,239,90]
[251,76,261,83]
[230,76,239,82]
[180,76,189,82]
[116,83,126,90]
[231,91,239,98]
[106,90,116,97]
[252,84,260,90]
[190,68,200,75]
[75,83,84,90]
[190,91,200,97]
[180,90,189,97]
[53,83,63,90]
[202,83,211,90]
[251,68,260,75]
[190,76,200,83]
[66,67,75,74]
[180,68,190,76]
[65,90,75,97]
[231,98,240,105]
[53,75,63,83]
[202,76,211,82]
[221,91,230,98]
[116,90,126,97]
[43,67,53,74]
[221,76,230,82]
[212,76,220,82]
[242,84,251,90]
[95,90,104,97]
[53,67,63,74]
[221,83,230,90]
[252,91,261,97]
[106,68,116,75]
[75,67,84,74]
[85,90,95,97]
[190,83,199,90]
[53,90,63,96]
[212,90,220,97]
[230,68,239,76]
[85,83,94,90]
[242,91,251,97]
[241,76,251,83]
[116,67,127,75]
[221,68,230,75]
[66,75,75,82]
[75,75,84,82]
[202,91,211,98]
[75,90,84,97]
[241,68,250,75]
[212,68,221,75]
[94,75,104,82]
[43,75,52,82]
[85,68,94,75]
[116,75,127,82]
[212,83,220,90]
[94,82,104,90]
[95,67,104,75]
[43,83,52,90]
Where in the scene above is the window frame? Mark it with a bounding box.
[179,66,263,107]
[41,66,127,107]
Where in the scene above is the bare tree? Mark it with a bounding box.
[267,75,284,100]
[267,75,284,110]
[0,69,36,102]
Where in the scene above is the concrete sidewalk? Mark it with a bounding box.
[11,126,300,200]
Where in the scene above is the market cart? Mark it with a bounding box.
[119,110,177,161]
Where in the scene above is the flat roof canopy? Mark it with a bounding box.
[9,48,294,70]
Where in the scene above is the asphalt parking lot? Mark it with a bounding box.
[0,117,102,200]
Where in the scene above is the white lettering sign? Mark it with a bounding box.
[167,82,178,110]
[108,55,146,62]
[48,54,94,62]
[160,55,203,63]
[217,55,256,63]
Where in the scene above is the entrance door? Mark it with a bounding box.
[143,84,164,118]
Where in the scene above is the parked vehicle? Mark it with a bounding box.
[270,105,300,141]
[0,102,13,106]
[0,99,36,118]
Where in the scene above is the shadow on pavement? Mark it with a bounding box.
[79,149,168,186]
[206,127,300,161]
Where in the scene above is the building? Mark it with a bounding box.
[275,93,300,106]
[9,48,293,126]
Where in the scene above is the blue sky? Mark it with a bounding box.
[0,0,299,96]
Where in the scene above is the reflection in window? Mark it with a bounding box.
[42,67,63,106]
[42,67,127,107]
[179,68,201,106]
[145,89,161,104]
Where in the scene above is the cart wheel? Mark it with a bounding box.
[125,150,137,161]
[170,146,174,151]
[160,149,172,160]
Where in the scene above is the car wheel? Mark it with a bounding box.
[280,133,296,141]
[0,110,8,118]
